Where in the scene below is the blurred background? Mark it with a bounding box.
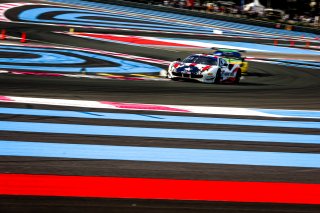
[122,0,320,28]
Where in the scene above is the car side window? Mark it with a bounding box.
[220,58,227,67]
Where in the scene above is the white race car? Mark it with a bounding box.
[166,54,241,84]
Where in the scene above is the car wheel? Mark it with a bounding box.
[166,70,171,78]
[171,77,179,81]
[235,69,241,84]
[214,69,221,84]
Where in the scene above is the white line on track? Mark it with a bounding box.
[0,95,319,119]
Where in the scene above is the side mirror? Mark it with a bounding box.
[176,58,181,62]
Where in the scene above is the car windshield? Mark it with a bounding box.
[183,56,217,65]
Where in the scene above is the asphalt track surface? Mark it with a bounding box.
[0,1,320,213]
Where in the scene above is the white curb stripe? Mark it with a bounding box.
[0,95,319,119]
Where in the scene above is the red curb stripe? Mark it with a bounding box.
[100,101,190,112]
[1,174,320,204]
[0,96,12,101]
[11,71,64,77]
[75,33,201,48]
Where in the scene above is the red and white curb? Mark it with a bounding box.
[64,32,202,48]
[62,32,320,51]
[0,95,319,118]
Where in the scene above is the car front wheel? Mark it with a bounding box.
[235,69,241,84]
[214,70,221,84]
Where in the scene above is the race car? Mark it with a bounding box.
[213,49,248,74]
[166,54,241,84]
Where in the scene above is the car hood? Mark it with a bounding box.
[175,63,217,73]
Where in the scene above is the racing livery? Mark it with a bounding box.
[213,49,248,74]
[167,54,241,84]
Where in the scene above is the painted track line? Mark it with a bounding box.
[0,43,170,66]
[23,1,319,39]
[0,71,167,82]
[0,96,319,119]
[0,107,319,129]
[0,121,319,144]
[70,33,320,55]
[1,140,320,168]
[0,45,164,73]
[1,174,320,204]
[2,1,319,40]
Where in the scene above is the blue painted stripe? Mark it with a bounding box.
[12,6,281,38]
[0,50,85,64]
[0,121,319,144]
[18,8,214,34]
[257,109,320,119]
[164,38,320,55]
[54,13,205,31]
[0,107,319,129]
[252,60,320,70]
[0,45,162,73]
[274,59,320,66]
[1,140,319,168]
[46,0,319,38]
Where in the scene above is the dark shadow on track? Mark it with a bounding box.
[1,196,320,213]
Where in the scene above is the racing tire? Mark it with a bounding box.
[214,69,221,84]
[235,69,241,84]
[166,71,171,79]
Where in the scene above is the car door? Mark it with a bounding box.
[219,58,227,72]
[219,58,232,79]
